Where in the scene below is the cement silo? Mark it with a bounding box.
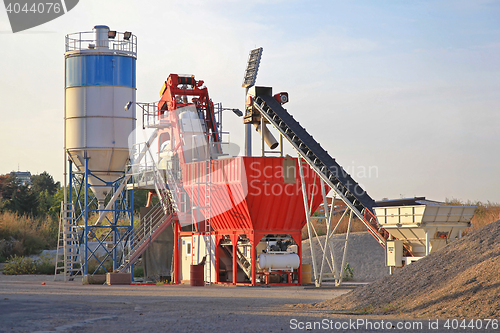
[64,25,137,276]
[65,25,136,209]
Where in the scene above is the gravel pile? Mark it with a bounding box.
[311,220,500,318]
[301,232,389,282]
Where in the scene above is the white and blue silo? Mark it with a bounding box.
[64,25,137,276]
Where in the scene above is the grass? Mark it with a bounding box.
[0,212,58,260]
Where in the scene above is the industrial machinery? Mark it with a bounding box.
[56,29,476,286]
[374,197,476,271]
[123,47,390,286]
[127,73,324,285]
[109,47,392,287]
[56,25,137,280]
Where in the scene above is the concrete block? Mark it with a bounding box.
[106,272,132,285]
[83,274,107,285]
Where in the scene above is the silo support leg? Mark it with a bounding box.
[337,210,353,286]
[230,234,239,284]
[298,156,319,287]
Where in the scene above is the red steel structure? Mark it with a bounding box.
[158,73,220,158]
[154,74,325,285]
[182,156,323,285]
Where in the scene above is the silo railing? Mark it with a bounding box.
[65,31,137,54]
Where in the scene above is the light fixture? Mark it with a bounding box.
[242,47,263,88]
[232,109,243,117]
[124,101,133,111]
[222,108,243,117]
[124,31,132,40]
[108,30,117,39]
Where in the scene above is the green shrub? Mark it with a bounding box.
[133,265,144,278]
[343,262,354,281]
[2,254,56,275]
[87,254,114,275]
[3,255,36,275]
[35,253,55,275]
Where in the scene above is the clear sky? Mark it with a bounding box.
[0,0,499,203]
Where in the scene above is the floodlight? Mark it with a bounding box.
[124,101,133,111]
[232,109,243,117]
[108,30,117,39]
[242,47,263,88]
[124,31,132,40]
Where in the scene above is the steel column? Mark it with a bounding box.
[338,209,353,286]
[298,156,318,287]
[230,234,238,284]
[83,158,89,276]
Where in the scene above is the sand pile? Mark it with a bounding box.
[302,232,389,282]
[312,220,500,318]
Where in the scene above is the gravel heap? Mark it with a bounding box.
[302,232,389,282]
[312,220,500,318]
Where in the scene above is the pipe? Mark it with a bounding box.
[254,123,278,150]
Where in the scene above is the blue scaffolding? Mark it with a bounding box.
[68,158,134,276]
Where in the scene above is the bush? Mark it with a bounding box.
[3,255,36,275]
[35,253,55,275]
[87,254,114,275]
[134,265,144,278]
[2,254,55,275]
[343,262,354,281]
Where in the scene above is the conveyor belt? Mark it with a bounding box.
[253,95,388,246]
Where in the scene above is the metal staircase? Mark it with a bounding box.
[54,202,82,281]
[115,163,177,273]
[252,95,389,246]
[236,247,251,279]
[115,202,175,273]
[222,245,251,280]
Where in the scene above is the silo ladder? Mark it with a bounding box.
[54,202,82,281]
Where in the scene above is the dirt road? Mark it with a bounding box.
[0,275,490,332]
[0,274,343,332]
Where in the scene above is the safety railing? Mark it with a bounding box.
[65,31,137,54]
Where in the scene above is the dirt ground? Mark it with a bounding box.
[2,224,498,332]
[0,274,494,333]
[311,220,500,320]
[0,275,344,333]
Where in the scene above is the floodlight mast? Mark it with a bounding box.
[242,47,263,156]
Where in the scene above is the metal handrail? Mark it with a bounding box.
[65,31,137,54]
[115,194,174,272]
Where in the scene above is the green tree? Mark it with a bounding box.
[134,189,150,212]
[48,188,64,218]
[9,184,38,216]
[31,172,59,196]
[37,190,54,217]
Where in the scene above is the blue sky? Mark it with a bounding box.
[0,0,499,202]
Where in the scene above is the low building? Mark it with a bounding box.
[14,171,31,186]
